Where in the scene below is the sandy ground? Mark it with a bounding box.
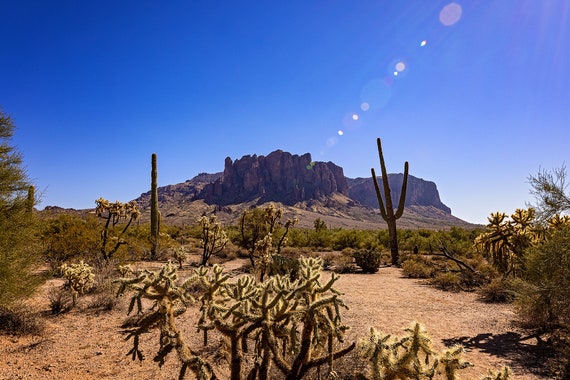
[0,259,550,380]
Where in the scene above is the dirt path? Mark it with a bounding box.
[0,262,549,379]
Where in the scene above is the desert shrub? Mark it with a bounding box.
[0,110,43,308]
[332,229,361,250]
[353,249,382,273]
[478,277,518,303]
[48,286,73,315]
[41,213,101,268]
[332,254,358,274]
[268,253,300,280]
[517,225,570,331]
[430,272,462,292]
[401,257,435,279]
[0,305,44,336]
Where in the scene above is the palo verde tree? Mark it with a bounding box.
[371,138,409,266]
[150,153,160,259]
[0,108,41,307]
[95,198,141,262]
[197,215,228,266]
[528,164,570,223]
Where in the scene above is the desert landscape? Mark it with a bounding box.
[0,255,550,380]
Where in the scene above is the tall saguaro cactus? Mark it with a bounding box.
[371,138,409,266]
[26,185,35,214]
[150,153,160,260]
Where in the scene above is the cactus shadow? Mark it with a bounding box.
[442,332,553,377]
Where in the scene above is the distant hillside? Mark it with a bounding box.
[135,150,479,230]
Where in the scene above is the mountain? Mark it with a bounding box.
[135,150,479,230]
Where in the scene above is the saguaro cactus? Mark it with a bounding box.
[26,185,35,214]
[150,153,160,259]
[371,138,408,266]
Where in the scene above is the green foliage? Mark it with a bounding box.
[358,322,473,380]
[353,249,382,273]
[401,257,435,279]
[0,108,42,307]
[517,225,570,330]
[371,137,409,266]
[528,164,570,223]
[41,213,101,267]
[430,272,462,292]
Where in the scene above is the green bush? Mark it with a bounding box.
[430,272,462,292]
[353,249,382,273]
[401,258,435,278]
[478,277,517,303]
[518,225,570,330]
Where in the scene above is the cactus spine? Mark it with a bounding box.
[371,138,408,266]
[150,153,160,259]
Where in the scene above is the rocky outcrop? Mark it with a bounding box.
[347,174,451,214]
[200,150,349,205]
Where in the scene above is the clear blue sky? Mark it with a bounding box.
[1,1,568,224]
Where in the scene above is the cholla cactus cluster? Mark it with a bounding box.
[59,260,95,306]
[117,257,354,380]
[357,322,508,380]
[197,215,228,266]
[95,198,141,261]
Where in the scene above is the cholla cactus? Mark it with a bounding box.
[116,261,217,380]
[197,215,228,266]
[117,257,354,380]
[358,322,470,380]
[59,260,95,307]
[481,367,512,380]
[172,246,189,269]
[95,198,140,261]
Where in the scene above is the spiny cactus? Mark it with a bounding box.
[95,198,140,261]
[358,322,473,380]
[117,261,217,380]
[59,260,95,307]
[150,153,160,260]
[117,257,354,380]
[26,185,34,214]
[371,138,408,266]
[197,215,228,266]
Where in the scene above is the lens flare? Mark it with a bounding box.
[337,130,344,136]
[352,114,359,121]
[439,3,462,26]
[395,62,406,72]
[360,78,392,110]
[420,40,427,47]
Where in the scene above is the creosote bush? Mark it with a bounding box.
[353,249,382,273]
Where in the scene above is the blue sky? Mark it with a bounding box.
[1,1,568,224]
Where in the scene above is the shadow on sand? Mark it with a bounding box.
[442,331,554,378]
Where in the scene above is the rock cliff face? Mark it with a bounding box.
[200,150,349,205]
[347,174,451,214]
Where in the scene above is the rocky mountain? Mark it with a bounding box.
[135,150,478,230]
[201,150,348,205]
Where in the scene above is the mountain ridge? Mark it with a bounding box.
[133,150,480,230]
